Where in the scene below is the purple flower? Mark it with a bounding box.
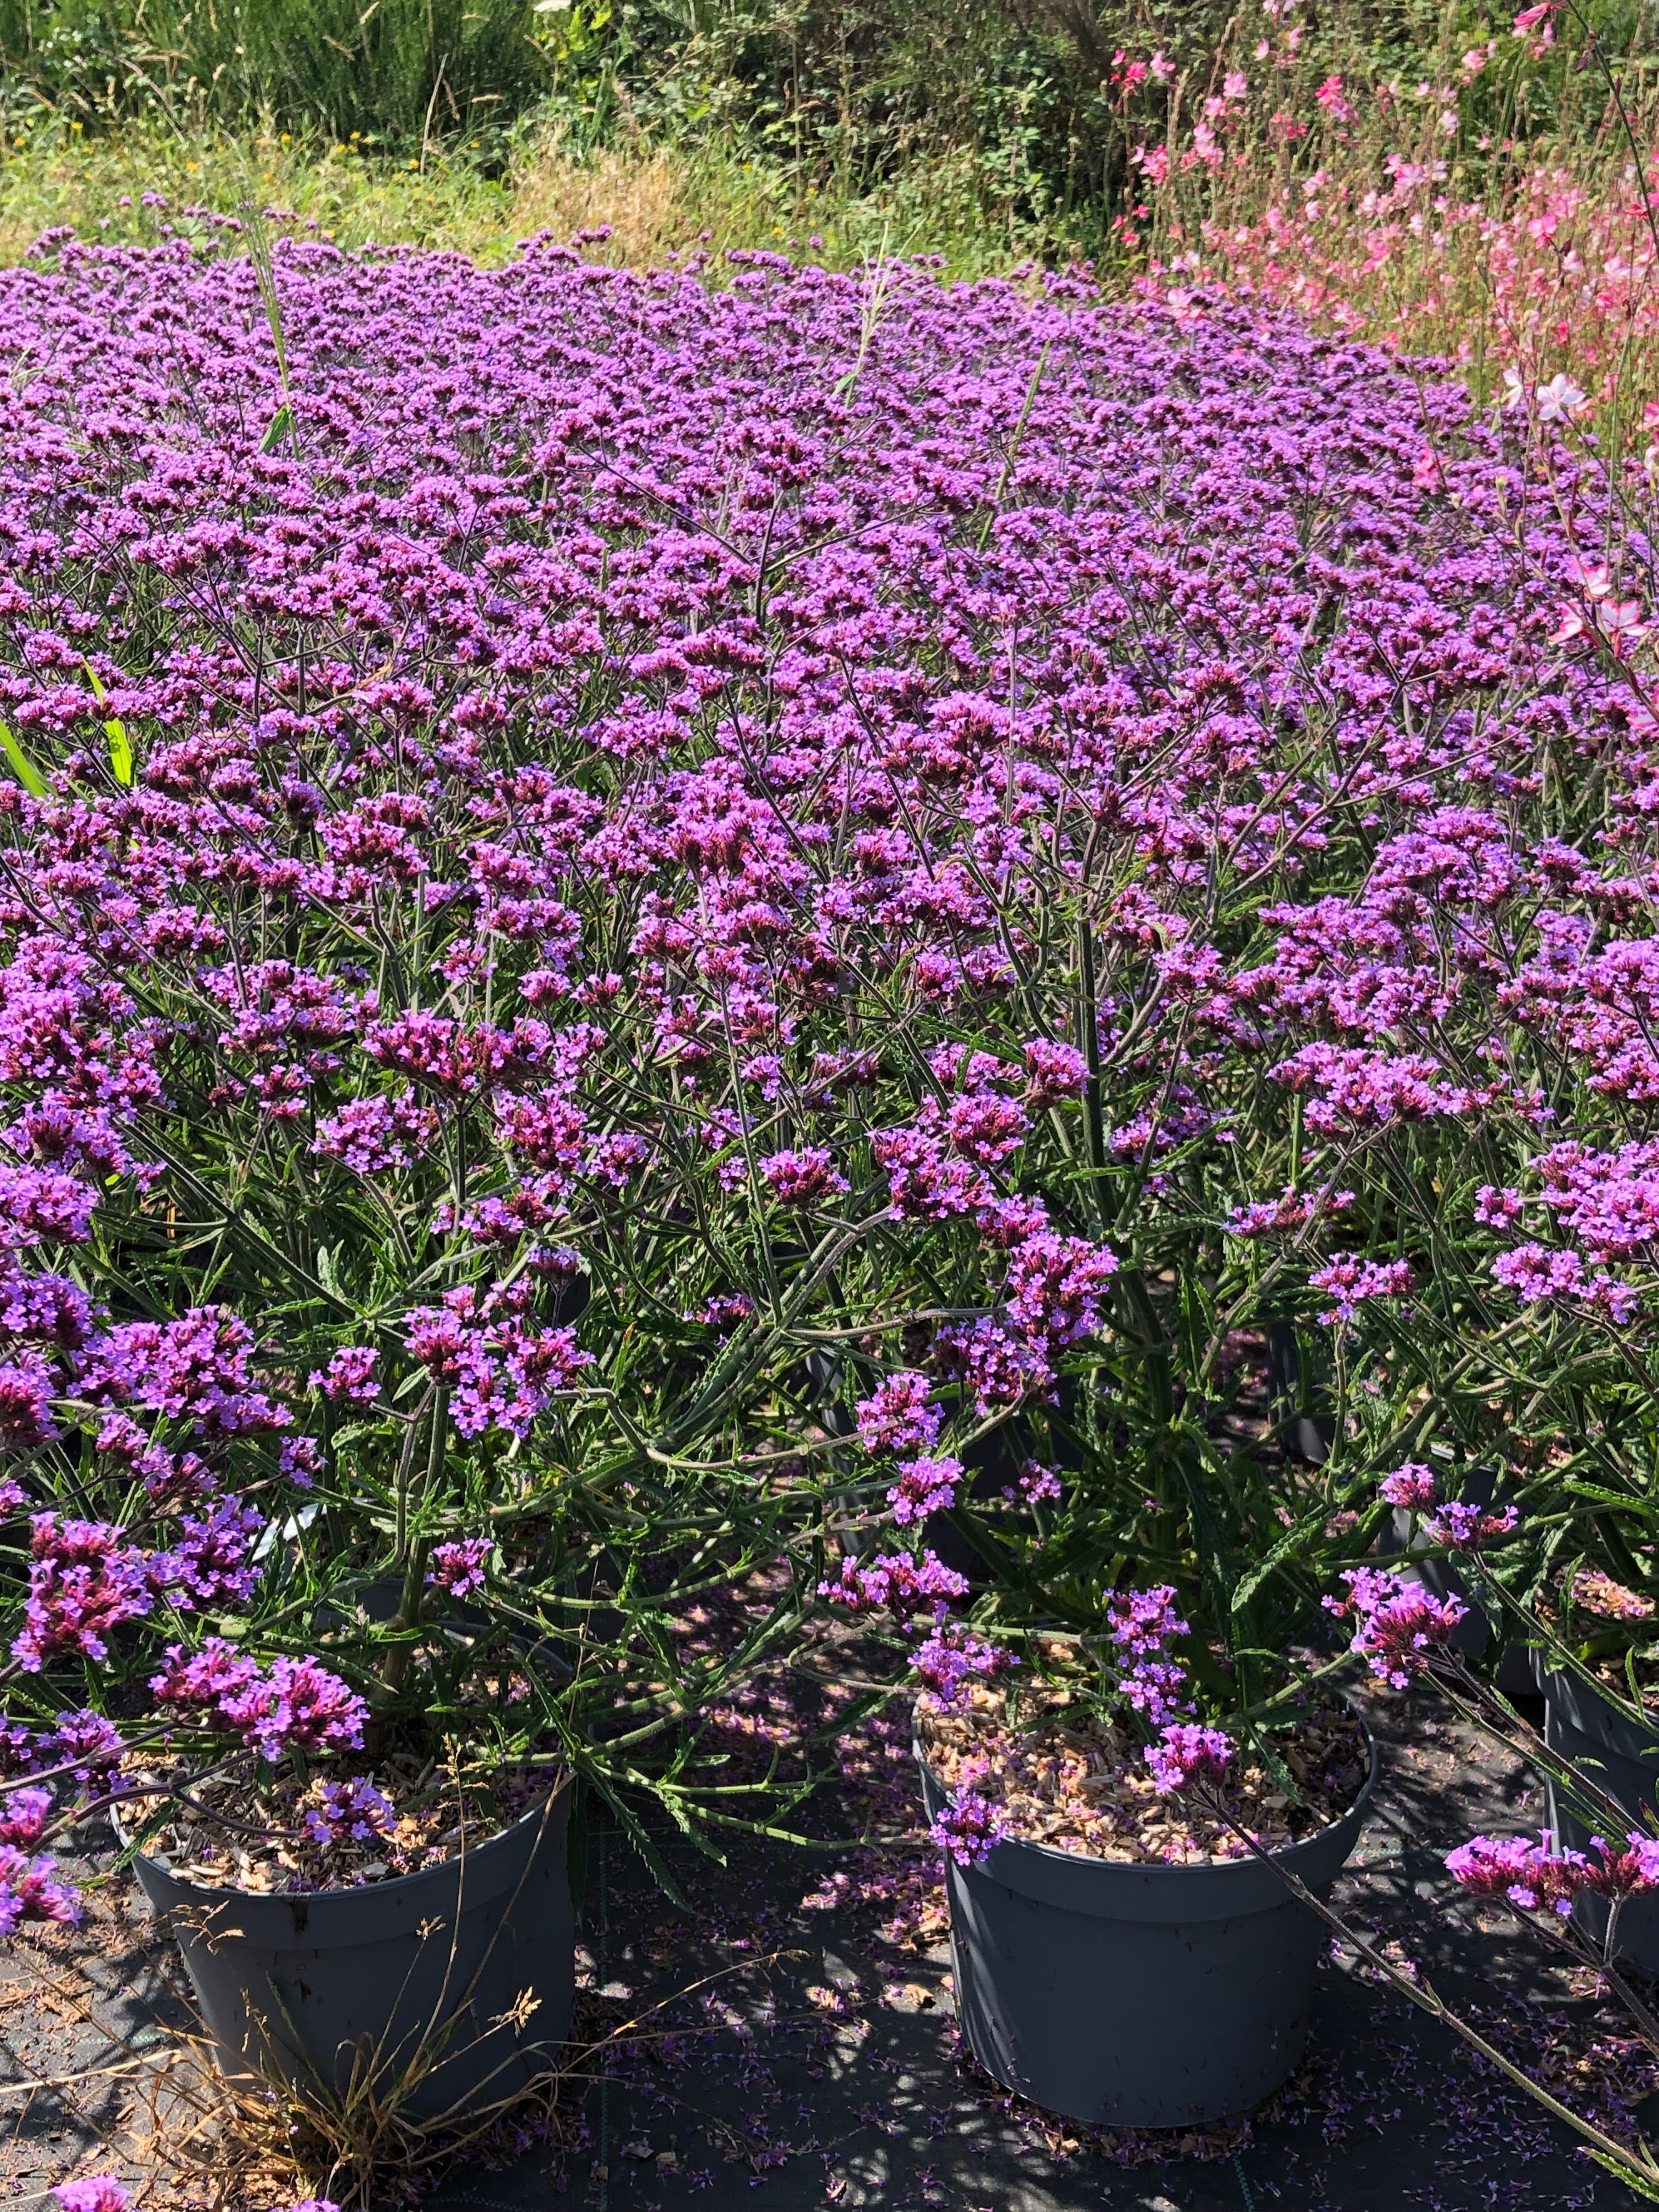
[1424,1499,1520,1551]
[280,1436,324,1488]
[929,1790,1011,1869]
[1105,1584,1194,1728]
[0,1788,52,1846]
[1002,1232,1119,1350]
[52,2181,128,2212]
[428,1537,494,1598]
[1007,1458,1062,1506]
[303,1776,396,1853]
[1442,1831,1616,1916]
[1309,1256,1416,1326]
[1023,1039,1088,1107]
[934,1318,1054,1413]
[1144,1724,1237,1795]
[42,1711,125,1790]
[912,1625,1016,1710]
[887,1454,962,1527]
[0,1843,81,1931]
[148,1499,265,1612]
[309,1345,380,1406]
[1379,1463,1438,1509]
[817,1548,968,1623]
[13,1515,152,1671]
[0,1355,57,1448]
[0,1163,97,1247]
[224,1657,368,1761]
[1324,1567,1468,1688]
[855,1372,940,1457]
[759,1148,849,1206]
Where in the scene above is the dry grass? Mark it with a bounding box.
[0,119,1046,278]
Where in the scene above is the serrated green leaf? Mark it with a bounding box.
[1589,2149,1659,2202]
[1231,1503,1330,1614]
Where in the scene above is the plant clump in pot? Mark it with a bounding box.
[899,1582,1375,2129]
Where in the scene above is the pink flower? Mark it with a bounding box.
[818,1549,968,1623]
[930,1791,1010,1869]
[1310,1256,1415,1325]
[1324,1567,1468,1689]
[428,1537,494,1598]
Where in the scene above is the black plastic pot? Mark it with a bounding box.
[1543,1667,1659,1970]
[916,1726,1377,2128]
[124,1775,574,2117]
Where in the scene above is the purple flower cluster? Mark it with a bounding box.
[0,225,1650,1925]
[0,1843,80,1931]
[928,1790,1012,1869]
[427,1537,494,1598]
[1144,1724,1238,1796]
[1445,1829,1659,1915]
[1324,1567,1469,1689]
[1104,1583,1194,1728]
[816,1548,968,1623]
[302,1776,396,1853]
[912,1625,1018,1711]
[150,1640,366,1760]
[52,2180,129,2212]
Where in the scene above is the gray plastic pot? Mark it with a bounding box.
[917,1725,1377,2128]
[1542,1667,1659,1971]
[123,1774,574,2117]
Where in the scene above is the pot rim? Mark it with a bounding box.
[913,1705,1378,1876]
[112,1764,571,1904]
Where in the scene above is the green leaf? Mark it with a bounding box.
[260,403,294,455]
[0,720,46,799]
[590,1775,690,1910]
[105,718,133,787]
[1589,2150,1659,2202]
[80,661,132,786]
[1231,1502,1330,1614]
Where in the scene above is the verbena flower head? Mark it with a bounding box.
[817,1549,968,1623]
[1441,1829,1658,1916]
[1325,1568,1469,1688]
[1423,1499,1521,1552]
[428,1538,494,1599]
[52,2181,129,2212]
[929,1790,1011,1869]
[0,1844,81,1931]
[303,1776,396,1854]
[1145,1724,1237,1795]
[913,1626,1017,1712]
[1379,1463,1438,1510]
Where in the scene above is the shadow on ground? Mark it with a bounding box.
[425,1698,1649,2212]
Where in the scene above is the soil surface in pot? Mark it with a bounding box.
[1537,1573,1659,1702]
[918,1689,1367,1862]
[120,1747,548,1891]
